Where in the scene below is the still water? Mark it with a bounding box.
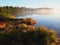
[18,14,60,33]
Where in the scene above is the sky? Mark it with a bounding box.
[0,0,60,9]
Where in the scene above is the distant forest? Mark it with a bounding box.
[0,6,51,18]
[0,6,34,18]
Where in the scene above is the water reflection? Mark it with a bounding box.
[17,14,60,33]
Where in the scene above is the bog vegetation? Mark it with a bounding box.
[0,18,58,45]
[0,6,59,45]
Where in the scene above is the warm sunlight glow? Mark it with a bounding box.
[51,9,60,19]
[53,9,60,14]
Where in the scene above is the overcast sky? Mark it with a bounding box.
[0,0,60,9]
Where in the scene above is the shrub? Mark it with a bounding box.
[0,18,58,45]
[0,25,58,45]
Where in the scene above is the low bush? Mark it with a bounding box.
[0,25,58,45]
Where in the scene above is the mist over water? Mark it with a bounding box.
[17,9,60,34]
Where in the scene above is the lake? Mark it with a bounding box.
[17,13,60,36]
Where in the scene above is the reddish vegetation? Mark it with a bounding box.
[0,18,36,28]
[20,19,36,25]
[0,22,7,28]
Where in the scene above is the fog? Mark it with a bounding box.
[15,8,53,17]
